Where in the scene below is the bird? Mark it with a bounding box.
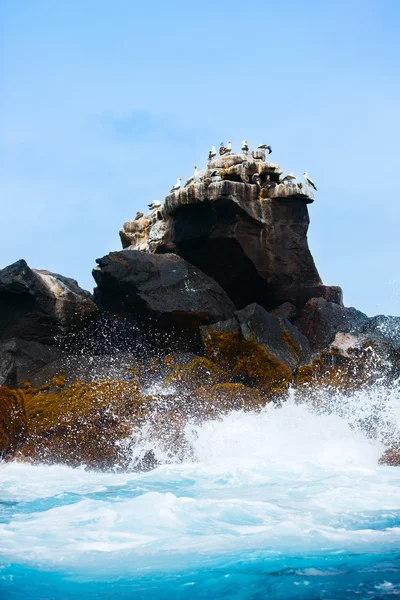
[303,172,317,191]
[241,140,249,153]
[219,141,232,156]
[193,165,202,183]
[208,169,219,177]
[170,177,182,192]
[147,201,161,209]
[257,144,272,154]
[252,173,261,188]
[185,166,202,187]
[134,211,144,220]
[208,146,217,161]
[281,173,297,184]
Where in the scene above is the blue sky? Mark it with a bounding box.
[1,0,399,316]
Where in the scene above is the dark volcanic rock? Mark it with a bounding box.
[93,250,236,330]
[235,303,311,371]
[0,338,66,388]
[162,195,323,311]
[120,153,342,311]
[361,315,400,351]
[294,298,370,353]
[269,302,299,321]
[200,303,311,389]
[0,259,98,344]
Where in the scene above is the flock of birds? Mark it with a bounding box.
[134,142,318,219]
[169,140,318,194]
[207,140,273,160]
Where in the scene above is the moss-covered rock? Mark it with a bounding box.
[164,357,229,392]
[201,328,292,390]
[18,379,147,468]
[193,383,265,414]
[0,386,27,456]
[294,345,392,393]
[200,304,310,391]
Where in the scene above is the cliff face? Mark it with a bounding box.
[120,152,340,310]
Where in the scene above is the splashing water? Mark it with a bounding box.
[1,384,400,599]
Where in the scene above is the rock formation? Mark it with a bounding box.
[0,145,399,469]
[93,250,236,330]
[201,303,310,390]
[0,259,98,344]
[120,152,341,310]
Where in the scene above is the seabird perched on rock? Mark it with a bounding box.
[281,173,297,184]
[134,211,144,220]
[219,141,232,156]
[303,172,317,191]
[171,177,182,192]
[193,166,202,183]
[241,140,249,153]
[185,166,202,187]
[208,146,217,160]
[257,144,272,154]
[148,201,162,209]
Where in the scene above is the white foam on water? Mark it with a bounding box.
[1,384,400,575]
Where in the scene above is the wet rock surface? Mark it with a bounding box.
[0,386,27,456]
[294,298,369,353]
[0,338,66,388]
[93,250,236,330]
[201,303,310,390]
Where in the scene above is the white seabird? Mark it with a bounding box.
[281,173,297,184]
[241,140,249,153]
[185,166,202,187]
[171,177,182,192]
[303,172,317,191]
[225,140,232,154]
[193,165,202,183]
[257,144,272,154]
[147,201,162,209]
[219,142,226,156]
[208,146,217,160]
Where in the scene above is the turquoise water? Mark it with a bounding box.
[1,392,400,599]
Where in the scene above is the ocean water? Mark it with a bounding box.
[1,386,400,599]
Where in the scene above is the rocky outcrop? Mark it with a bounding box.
[1,144,399,470]
[93,250,236,330]
[201,303,310,390]
[294,299,400,372]
[18,379,146,468]
[121,153,341,311]
[294,298,369,353]
[0,260,98,344]
[0,386,27,456]
[0,338,66,388]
